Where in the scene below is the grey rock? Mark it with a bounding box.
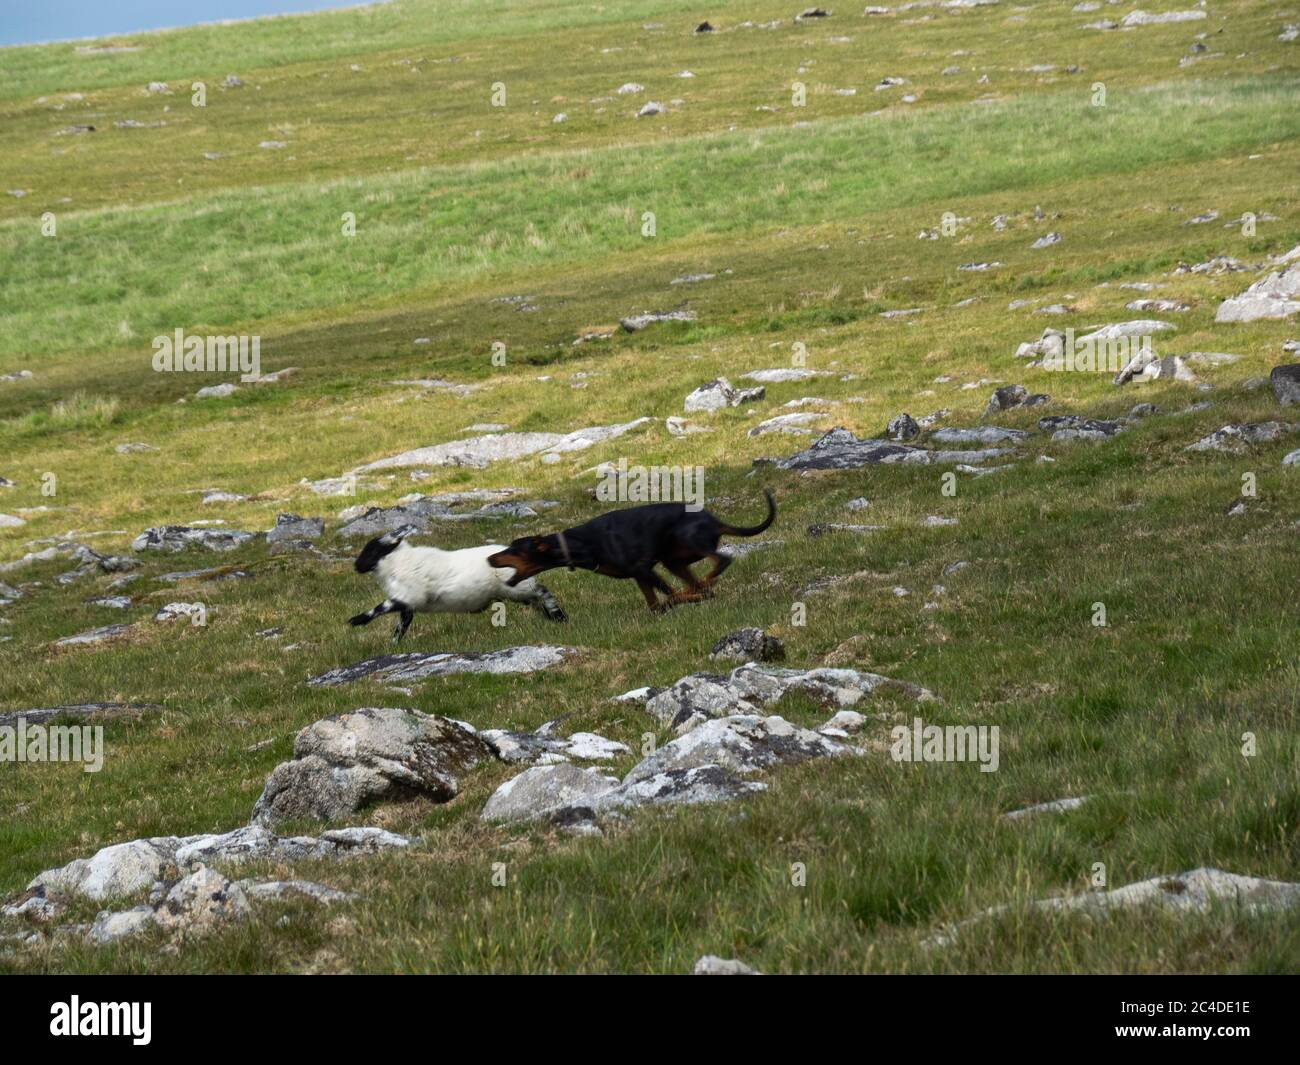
[625,714,855,783]
[739,368,825,383]
[53,623,132,647]
[132,526,256,552]
[985,384,1049,415]
[806,523,883,538]
[748,413,819,437]
[266,513,324,543]
[710,628,785,663]
[1282,448,1300,467]
[886,413,920,441]
[481,763,619,823]
[252,707,494,827]
[601,765,766,809]
[0,702,158,729]
[87,905,156,945]
[1186,421,1299,454]
[646,674,762,733]
[1215,260,1300,323]
[307,645,576,686]
[930,426,1029,445]
[1001,796,1091,821]
[354,420,650,471]
[1038,415,1123,438]
[774,428,1013,469]
[1271,365,1300,406]
[931,868,1300,946]
[235,879,354,904]
[694,954,760,974]
[154,868,249,933]
[684,378,765,412]
[619,310,695,331]
[29,837,181,901]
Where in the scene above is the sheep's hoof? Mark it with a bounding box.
[347,613,370,626]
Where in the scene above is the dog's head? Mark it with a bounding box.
[487,534,562,586]
[354,525,417,574]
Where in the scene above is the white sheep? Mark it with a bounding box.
[349,526,566,641]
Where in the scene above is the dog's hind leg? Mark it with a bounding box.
[699,552,732,592]
[663,561,709,605]
[348,598,403,627]
[635,569,676,613]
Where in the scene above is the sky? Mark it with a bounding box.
[0,0,373,47]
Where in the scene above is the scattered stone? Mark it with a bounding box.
[774,428,1013,469]
[693,955,760,975]
[1030,232,1060,249]
[637,102,665,117]
[739,368,825,383]
[684,378,766,412]
[53,624,132,648]
[1126,298,1189,313]
[710,628,785,663]
[266,513,324,543]
[748,412,819,436]
[1215,257,1300,323]
[1270,365,1300,406]
[1186,422,1298,454]
[478,727,628,765]
[806,522,883,538]
[887,413,920,441]
[354,420,650,471]
[115,441,157,454]
[308,645,575,687]
[132,526,256,552]
[153,602,203,623]
[195,383,238,399]
[29,838,179,902]
[627,714,854,782]
[931,868,1300,946]
[984,385,1049,416]
[1120,9,1206,26]
[931,426,1030,446]
[1001,796,1091,821]
[481,764,619,823]
[251,707,495,827]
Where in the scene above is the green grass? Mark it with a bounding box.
[1,0,1298,974]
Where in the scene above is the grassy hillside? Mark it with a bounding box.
[1,0,1298,973]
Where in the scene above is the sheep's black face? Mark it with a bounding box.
[488,536,556,586]
[355,534,403,574]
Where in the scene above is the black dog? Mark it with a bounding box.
[487,490,775,612]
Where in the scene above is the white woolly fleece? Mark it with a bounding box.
[373,541,544,614]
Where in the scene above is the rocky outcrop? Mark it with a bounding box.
[684,378,765,412]
[930,868,1300,946]
[251,707,494,827]
[132,526,256,552]
[773,428,1014,469]
[709,628,785,663]
[306,645,576,686]
[1186,422,1299,454]
[1215,257,1300,323]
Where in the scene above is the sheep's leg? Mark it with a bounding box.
[348,598,403,627]
[392,606,415,643]
[527,583,567,623]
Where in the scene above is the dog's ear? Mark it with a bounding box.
[534,537,550,554]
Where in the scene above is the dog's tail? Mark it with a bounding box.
[717,489,776,537]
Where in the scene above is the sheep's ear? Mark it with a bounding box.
[393,524,419,542]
